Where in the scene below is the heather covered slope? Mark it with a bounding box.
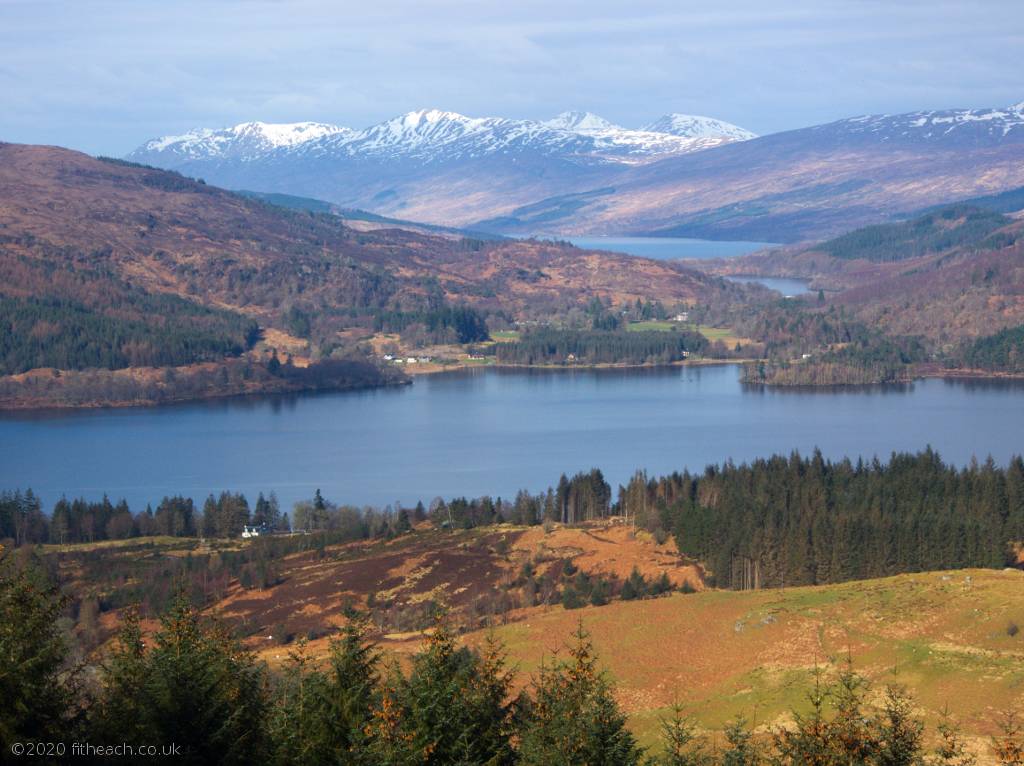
[41,526,1024,763]
[474,567,1024,758]
[0,143,732,325]
[697,204,1024,354]
[0,142,744,405]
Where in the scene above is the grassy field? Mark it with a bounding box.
[490,330,521,342]
[46,525,1023,763]
[626,320,677,332]
[694,324,758,348]
[466,567,1024,761]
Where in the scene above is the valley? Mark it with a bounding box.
[13,512,1024,763]
[129,103,1024,242]
[0,142,748,408]
[7,4,1024,764]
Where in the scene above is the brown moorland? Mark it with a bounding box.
[0,142,739,325]
[48,525,1024,765]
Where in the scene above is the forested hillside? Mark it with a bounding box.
[0,144,728,336]
[0,142,745,406]
[961,324,1024,373]
[816,205,1011,262]
[690,202,1024,382]
[619,448,1024,588]
[495,328,708,365]
[0,293,257,375]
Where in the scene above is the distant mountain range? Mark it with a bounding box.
[126,109,754,228]
[128,103,1024,242]
[131,109,753,166]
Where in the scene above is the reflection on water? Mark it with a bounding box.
[725,275,812,296]
[1,365,1022,510]
[567,236,773,261]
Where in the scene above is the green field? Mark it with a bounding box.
[472,568,1024,759]
[626,320,676,332]
[490,330,521,342]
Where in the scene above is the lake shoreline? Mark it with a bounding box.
[400,357,755,377]
[5,360,1023,412]
[6,363,1024,512]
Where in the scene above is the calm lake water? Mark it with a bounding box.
[568,236,773,260]
[566,236,807,294]
[724,275,812,296]
[2,365,1022,512]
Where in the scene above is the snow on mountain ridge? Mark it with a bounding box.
[815,102,1024,139]
[140,121,350,158]
[131,109,755,166]
[543,111,621,134]
[643,114,757,141]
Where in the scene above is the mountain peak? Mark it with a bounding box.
[230,121,350,147]
[141,120,349,155]
[544,111,620,134]
[398,109,475,126]
[643,114,756,141]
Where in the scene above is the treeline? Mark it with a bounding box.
[744,335,925,386]
[9,447,1024,593]
[432,469,613,528]
[1,467,610,547]
[816,204,1011,262]
[0,293,259,375]
[373,303,490,344]
[618,448,1024,589]
[959,324,1024,373]
[0,354,401,410]
[496,329,708,366]
[734,304,927,385]
[2,490,288,546]
[4,558,1020,764]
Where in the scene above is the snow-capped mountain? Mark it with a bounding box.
[643,114,757,142]
[126,108,755,223]
[136,121,352,161]
[125,102,1024,238]
[806,102,1024,143]
[131,108,753,167]
[542,111,620,133]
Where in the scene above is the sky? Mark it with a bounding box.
[1,0,1022,156]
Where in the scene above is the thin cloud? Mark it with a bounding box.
[0,0,1021,154]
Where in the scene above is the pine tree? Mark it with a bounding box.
[0,555,75,748]
[517,624,643,766]
[993,710,1024,766]
[657,703,710,766]
[93,592,268,763]
[874,685,925,766]
[930,707,976,766]
[721,716,762,766]
[267,641,333,766]
[322,613,380,761]
[370,617,515,765]
[771,670,833,765]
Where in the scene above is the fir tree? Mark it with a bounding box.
[721,716,762,766]
[517,625,643,766]
[370,618,515,765]
[0,555,75,748]
[657,703,711,766]
[93,592,268,764]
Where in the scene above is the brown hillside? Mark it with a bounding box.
[0,143,735,327]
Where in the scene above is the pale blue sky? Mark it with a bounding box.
[1,0,1022,155]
